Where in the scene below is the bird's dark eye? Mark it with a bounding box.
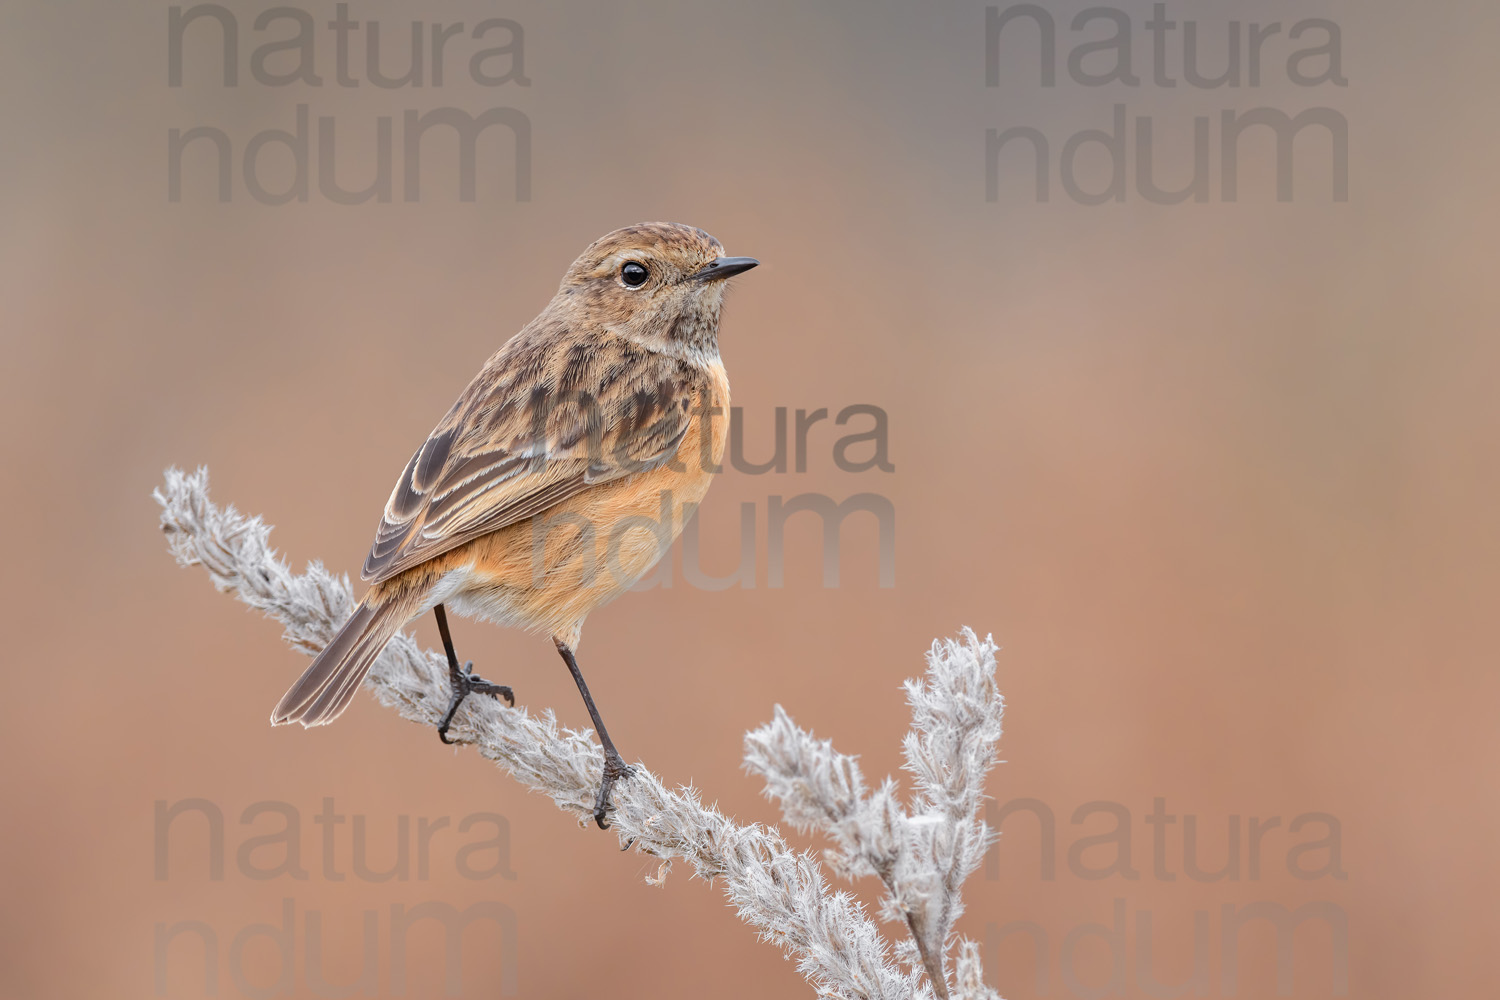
[620,261,649,287]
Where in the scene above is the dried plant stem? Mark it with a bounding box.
[154,466,1006,1000]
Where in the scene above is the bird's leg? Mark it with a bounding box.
[434,603,514,745]
[554,639,634,829]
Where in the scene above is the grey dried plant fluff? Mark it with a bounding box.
[154,466,1007,1000]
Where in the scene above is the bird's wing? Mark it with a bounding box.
[361,328,707,585]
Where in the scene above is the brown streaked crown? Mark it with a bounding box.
[560,222,725,288]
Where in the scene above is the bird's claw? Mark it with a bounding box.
[591,754,635,830]
[437,661,515,744]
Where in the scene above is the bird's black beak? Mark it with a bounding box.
[690,256,759,281]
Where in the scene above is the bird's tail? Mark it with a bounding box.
[271,589,424,727]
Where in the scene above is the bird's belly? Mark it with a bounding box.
[444,462,717,638]
[436,371,728,642]
[443,577,535,630]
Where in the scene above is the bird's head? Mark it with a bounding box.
[554,222,758,356]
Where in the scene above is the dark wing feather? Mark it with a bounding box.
[361,328,703,584]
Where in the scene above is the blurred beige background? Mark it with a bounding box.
[2,0,1496,997]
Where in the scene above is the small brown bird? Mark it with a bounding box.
[271,222,757,827]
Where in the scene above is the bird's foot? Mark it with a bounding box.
[437,661,515,745]
[592,751,635,830]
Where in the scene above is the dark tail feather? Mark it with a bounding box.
[271,594,420,727]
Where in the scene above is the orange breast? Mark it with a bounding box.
[443,362,730,640]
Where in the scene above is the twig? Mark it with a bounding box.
[153,466,1006,1000]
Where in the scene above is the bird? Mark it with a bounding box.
[270,222,758,828]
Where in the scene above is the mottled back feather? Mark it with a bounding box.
[362,316,712,584]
